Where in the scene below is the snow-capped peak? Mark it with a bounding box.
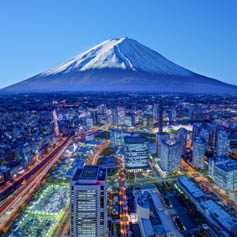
[41,37,191,76]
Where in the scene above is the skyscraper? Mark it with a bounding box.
[176,128,188,156]
[124,135,149,171]
[90,109,99,126]
[200,128,209,150]
[217,130,230,156]
[208,123,219,152]
[192,123,202,145]
[192,136,205,169]
[110,129,124,147]
[70,165,107,237]
[160,139,182,173]
[111,107,118,128]
[156,97,170,157]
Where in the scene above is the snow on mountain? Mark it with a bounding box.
[2,37,237,94]
[41,37,191,77]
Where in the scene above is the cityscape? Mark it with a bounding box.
[0,1,237,237]
[0,93,236,236]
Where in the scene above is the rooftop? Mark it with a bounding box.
[71,165,107,182]
[216,160,237,172]
[124,135,148,144]
[179,176,204,198]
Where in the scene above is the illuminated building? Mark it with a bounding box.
[176,128,187,156]
[110,129,124,147]
[111,107,118,128]
[192,136,205,169]
[124,135,149,170]
[160,139,182,173]
[217,130,230,156]
[70,165,107,237]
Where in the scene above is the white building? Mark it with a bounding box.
[110,129,124,147]
[70,165,107,237]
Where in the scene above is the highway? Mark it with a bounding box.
[0,136,73,234]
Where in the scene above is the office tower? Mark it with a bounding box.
[156,132,169,157]
[160,139,182,173]
[86,117,93,129]
[118,106,126,126]
[188,104,195,120]
[90,109,99,126]
[156,97,170,157]
[208,155,229,178]
[158,98,163,133]
[153,103,158,120]
[142,114,153,129]
[192,123,202,144]
[217,130,230,156]
[213,160,237,190]
[124,135,149,170]
[124,113,133,127]
[208,123,219,152]
[70,165,107,237]
[192,136,205,169]
[176,128,187,156]
[53,109,59,136]
[200,128,209,150]
[111,107,118,128]
[110,129,124,147]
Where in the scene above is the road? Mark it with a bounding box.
[86,139,110,165]
[0,136,73,234]
[181,160,237,208]
[117,157,130,237]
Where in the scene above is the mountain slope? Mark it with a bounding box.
[2,37,237,94]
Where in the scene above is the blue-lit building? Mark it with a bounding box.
[217,130,230,157]
[192,136,205,170]
[124,135,149,171]
[70,165,107,237]
[160,139,181,173]
[214,160,237,191]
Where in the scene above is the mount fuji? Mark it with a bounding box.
[2,37,237,94]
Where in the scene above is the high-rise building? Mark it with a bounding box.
[70,165,107,237]
[110,129,124,147]
[217,130,230,156]
[142,114,153,129]
[153,103,158,120]
[160,139,182,173]
[124,135,149,170]
[192,123,202,145]
[156,97,170,157]
[86,117,94,129]
[176,128,187,156]
[208,155,229,178]
[156,132,169,157]
[208,123,219,152]
[192,136,205,169]
[200,128,209,150]
[90,109,99,126]
[111,107,118,128]
[118,106,126,126]
[214,160,237,191]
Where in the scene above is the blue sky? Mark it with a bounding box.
[0,0,236,88]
